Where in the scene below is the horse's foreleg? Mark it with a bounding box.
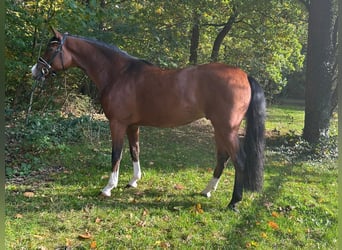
[126,125,141,188]
[201,151,229,197]
[101,121,126,197]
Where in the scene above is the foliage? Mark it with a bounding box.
[272,132,338,163]
[5,105,337,249]
[5,109,108,178]
[6,0,308,109]
[266,104,338,162]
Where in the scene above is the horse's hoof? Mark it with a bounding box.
[200,191,211,198]
[99,191,111,198]
[227,204,239,213]
[125,184,134,189]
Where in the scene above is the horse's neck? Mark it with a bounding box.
[68,38,128,91]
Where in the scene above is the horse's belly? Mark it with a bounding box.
[137,104,204,128]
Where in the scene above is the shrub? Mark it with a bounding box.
[274,131,337,163]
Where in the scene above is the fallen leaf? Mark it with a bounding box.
[162,215,170,221]
[65,238,72,248]
[23,191,35,198]
[134,190,145,196]
[268,221,279,230]
[90,240,97,249]
[33,234,44,239]
[137,220,146,227]
[160,241,171,248]
[251,241,258,247]
[95,217,102,223]
[37,246,48,250]
[174,184,185,190]
[264,201,273,210]
[142,209,148,217]
[15,213,23,219]
[261,232,267,238]
[271,211,280,218]
[155,241,170,248]
[78,232,92,239]
[191,203,204,214]
[182,234,193,242]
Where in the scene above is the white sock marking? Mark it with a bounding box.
[201,177,220,198]
[101,170,119,197]
[128,161,142,188]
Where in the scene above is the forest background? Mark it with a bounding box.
[4,1,339,249]
[6,0,339,143]
[6,0,309,109]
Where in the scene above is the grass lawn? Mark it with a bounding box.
[5,105,338,249]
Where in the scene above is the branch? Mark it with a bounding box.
[211,8,239,62]
[202,22,230,27]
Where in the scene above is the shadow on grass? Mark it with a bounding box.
[218,152,337,249]
[6,109,338,248]
[5,147,337,249]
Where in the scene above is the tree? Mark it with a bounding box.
[302,0,338,143]
[189,10,200,65]
[6,0,308,109]
[210,6,238,62]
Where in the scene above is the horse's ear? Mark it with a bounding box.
[50,26,63,40]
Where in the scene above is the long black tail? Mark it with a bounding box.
[243,76,266,192]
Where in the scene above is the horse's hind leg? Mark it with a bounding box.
[126,125,142,188]
[202,125,246,211]
[227,143,246,212]
[225,132,246,211]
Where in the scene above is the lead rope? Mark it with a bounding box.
[26,41,43,125]
[26,33,68,125]
[25,80,39,125]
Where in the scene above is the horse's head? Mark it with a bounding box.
[31,28,72,81]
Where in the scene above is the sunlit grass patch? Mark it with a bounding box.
[5,105,337,249]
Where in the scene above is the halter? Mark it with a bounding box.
[37,34,68,78]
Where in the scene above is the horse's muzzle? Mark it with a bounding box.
[31,64,46,81]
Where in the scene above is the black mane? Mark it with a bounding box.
[67,34,154,66]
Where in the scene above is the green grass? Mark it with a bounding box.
[5,105,337,249]
[266,104,305,135]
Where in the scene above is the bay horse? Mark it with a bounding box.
[31,29,266,211]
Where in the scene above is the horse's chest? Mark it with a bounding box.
[100,88,136,122]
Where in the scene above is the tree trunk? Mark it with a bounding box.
[302,0,338,143]
[210,9,238,62]
[189,12,200,65]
